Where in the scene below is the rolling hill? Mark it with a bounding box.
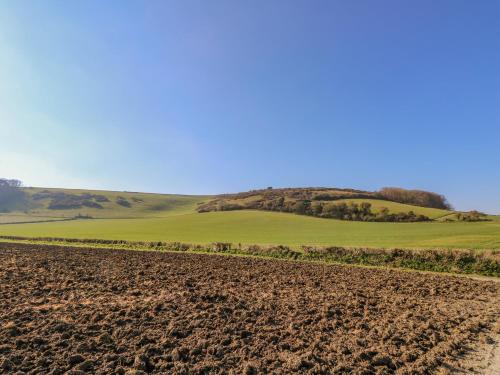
[0,187,210,223]
[196,187,461,222]
[0,186,499,250]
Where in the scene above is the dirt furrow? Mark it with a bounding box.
[1,242,498,374]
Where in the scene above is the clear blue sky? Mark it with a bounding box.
[1,1,499,213]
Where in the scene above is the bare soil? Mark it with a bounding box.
[0,242,498,374]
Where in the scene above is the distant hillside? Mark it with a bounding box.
[22,187,210,218]
[1,184,497,250]
[0,183,488,225]
[0,186,210,224]
[197,187,457,222]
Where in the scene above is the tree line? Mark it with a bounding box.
[377,187,451,210]
[205,198,431,222]
[288,200,430,222]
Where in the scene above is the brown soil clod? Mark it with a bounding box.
[0,242,498,374]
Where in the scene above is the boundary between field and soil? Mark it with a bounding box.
[1,235,498,278]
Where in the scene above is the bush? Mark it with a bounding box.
[116,197,132,208]
[293,200,311,215]
[35,191,110,210]
[456,211,489,222]
[311,202,323,216]
[317,202,430,222]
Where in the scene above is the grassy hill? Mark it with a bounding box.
[2,186,453,222]
[4,187,210,219]
[0,186,498,250]
[196,187,454,222]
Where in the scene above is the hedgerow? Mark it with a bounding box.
[1,236,498,277]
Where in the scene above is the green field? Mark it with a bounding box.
[1,187,499,250]
[1,209,500,250]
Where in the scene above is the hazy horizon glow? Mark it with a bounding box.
[1,1,499,213]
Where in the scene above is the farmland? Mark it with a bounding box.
[1,210,500,250]
[1,242,498,374]
[2,186,499,251]
[3,3,500,374]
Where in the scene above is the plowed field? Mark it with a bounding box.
[1,242,498,374]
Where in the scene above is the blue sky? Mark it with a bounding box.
[0,1,499,213]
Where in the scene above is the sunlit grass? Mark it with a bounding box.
[1,210,499,250]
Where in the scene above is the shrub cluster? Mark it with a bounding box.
[301,245,499,276]
[116,196,132,208]
[33,190,109,210]
[312,193,374,201]
[456,211,489,222]
[202,199,430,222]
[314,202,430,222]
[200,187,377,212]
[312,202,431,222]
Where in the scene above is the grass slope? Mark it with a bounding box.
[19,187,210,218]
[1,187,497,250]
[1,210,500,250]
